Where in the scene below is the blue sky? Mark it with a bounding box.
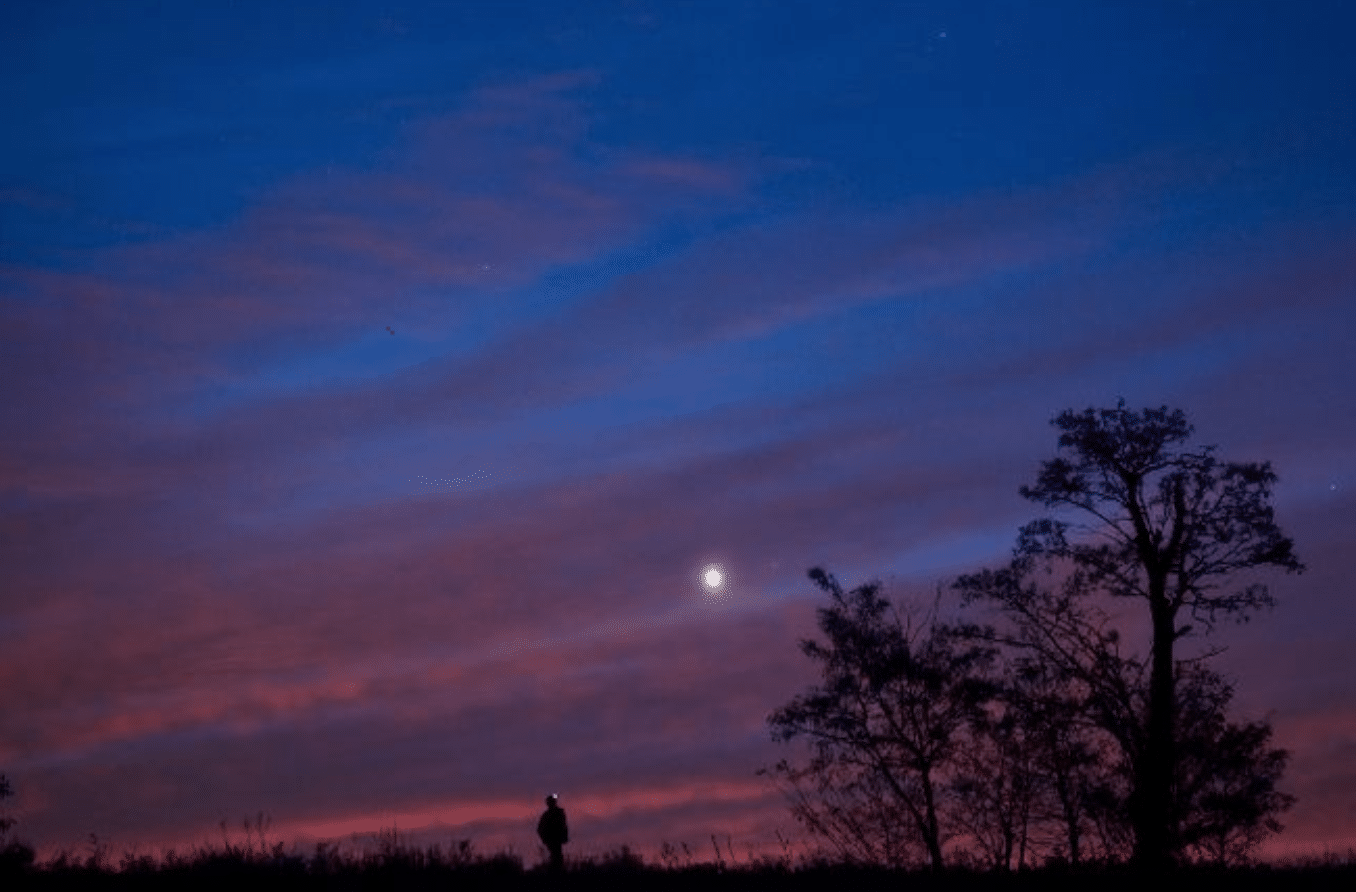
[3,0,1354,863]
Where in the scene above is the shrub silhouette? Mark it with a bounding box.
[0,774,35,878]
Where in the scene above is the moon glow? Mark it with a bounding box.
[695,562,729,602]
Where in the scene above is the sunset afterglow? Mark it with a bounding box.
[2,0,1354,866]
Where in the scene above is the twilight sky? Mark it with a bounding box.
[3,0,1354,863]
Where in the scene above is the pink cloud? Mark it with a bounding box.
[9,588,816,855]
[2,403,1034,785]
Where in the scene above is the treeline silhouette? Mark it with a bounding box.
[764,404,1305,872]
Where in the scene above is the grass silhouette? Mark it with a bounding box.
[6,825,1355,891]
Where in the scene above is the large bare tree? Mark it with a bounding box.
[956,403,1302,870]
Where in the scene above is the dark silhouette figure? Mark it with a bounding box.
[536,794,568,871]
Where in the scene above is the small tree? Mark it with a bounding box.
[948,655,1129,869]
[0,775,13,838]
[1172,666,1295,866]
[0,774,35,876]
[766,568,996,871]
[957,402,1302,869]
[948,691,1041,870]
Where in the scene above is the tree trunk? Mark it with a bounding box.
[920,770,945,872]
[1060,774,1081,865]
[1134,597,1177,871]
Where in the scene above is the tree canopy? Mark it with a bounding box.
[992,402,1301,869]
[769,403,1301,871]
[765,569,995,870]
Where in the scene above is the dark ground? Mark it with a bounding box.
[5,840,1356,892]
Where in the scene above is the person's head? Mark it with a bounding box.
[545,794,558,808]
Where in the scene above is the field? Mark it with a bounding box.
[5,836,1355,891]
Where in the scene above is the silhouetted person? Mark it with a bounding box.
[537,794,568,871]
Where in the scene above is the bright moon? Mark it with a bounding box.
[704,568,723,588]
